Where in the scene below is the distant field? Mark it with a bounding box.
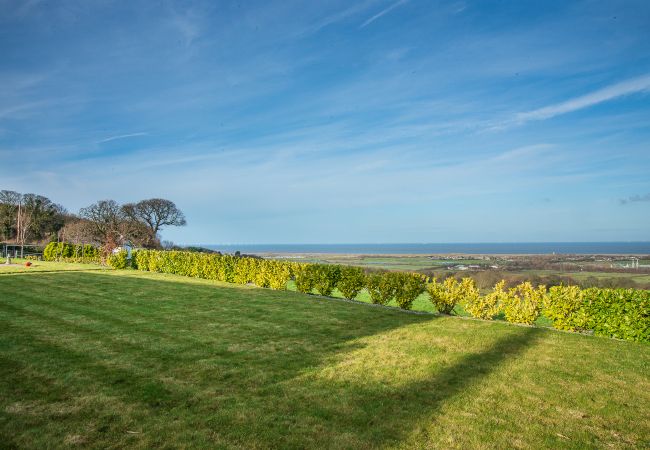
[1,263,648,448]
[271,255,487,271]
[267,254,650,288]
[520,269,650,284]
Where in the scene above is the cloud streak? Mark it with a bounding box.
[301,0,379,35]
[97,132,148,144]
[360,0,408,28]
[515,73,650,124]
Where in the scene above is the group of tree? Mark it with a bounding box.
[1,190,186,251]
[76,198,186,250]
[0,191,67,247]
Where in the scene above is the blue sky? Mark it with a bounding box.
[1,0,649,244]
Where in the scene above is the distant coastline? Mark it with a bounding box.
[196,242,650,255]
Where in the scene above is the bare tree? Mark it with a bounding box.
[122,198,186,238]
[79,199,162,248]
[59,220,101,246]
[16,205,32,256]
[79,200,126,244]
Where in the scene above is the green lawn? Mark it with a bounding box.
[0,258,104,274]
[1,265,649,448]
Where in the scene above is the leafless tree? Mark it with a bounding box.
[79,200,126,244]
[79,199,163,248]
[122,198,186,238]
[16,205,33,254]
[59,220,101,246]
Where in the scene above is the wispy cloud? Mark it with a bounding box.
[97,132,148,144]
[360,0,408,28]
[620,193,650,205]
[515,73,650,124]
[0,100,50,119]
[302,0,379,35]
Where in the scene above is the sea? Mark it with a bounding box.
[199,242,650,255]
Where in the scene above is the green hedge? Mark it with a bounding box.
[106,249,131,269]
[337,266,366,300]
[392,272,426,310]
[365,272,396,305]
[546,286,649,342]
[294,263,316,294]
[130,249,294,291]
[113,249,649,342]
[312,264,341,296]
[428,277,480,315]
[43,242,101,263]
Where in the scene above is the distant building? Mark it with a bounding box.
[112,240,133,259]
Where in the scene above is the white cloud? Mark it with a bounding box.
[515,73,650,124]
[360,0,408,28]
[97,132,148,144]
[301,0,380,35]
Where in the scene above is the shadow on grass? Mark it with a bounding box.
[317,326,543,447]
[1,270,541,448]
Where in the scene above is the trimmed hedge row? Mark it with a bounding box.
[453,278,649,342]
[546,286,649,342]
[43,242,101,263]
[123,250,428,308]
[131,250,293,290]
[106,249,648,342]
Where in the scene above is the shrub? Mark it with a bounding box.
[234,257,257,284]
[428,277,478,315]
[502,282,546,325]
[106,249,129,269]
[427,278,450,314]
[43,242,60,260]
[201,254,220,280]
[464,280,505,320]
[365,272,396,305]
[337,266,366,300]
[581,288,649,342]
[267,261,292,290]
[221,255,238,283]
[43,242,101,263]
[393,272,426,310]
[312,264,341,296]
[253,259,271,288]
[545,286,649,341]
[134,249,151,271]
[294,264,316,294]
[545,285,587,331]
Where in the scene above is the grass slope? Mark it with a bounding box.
[1,266,649,449]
